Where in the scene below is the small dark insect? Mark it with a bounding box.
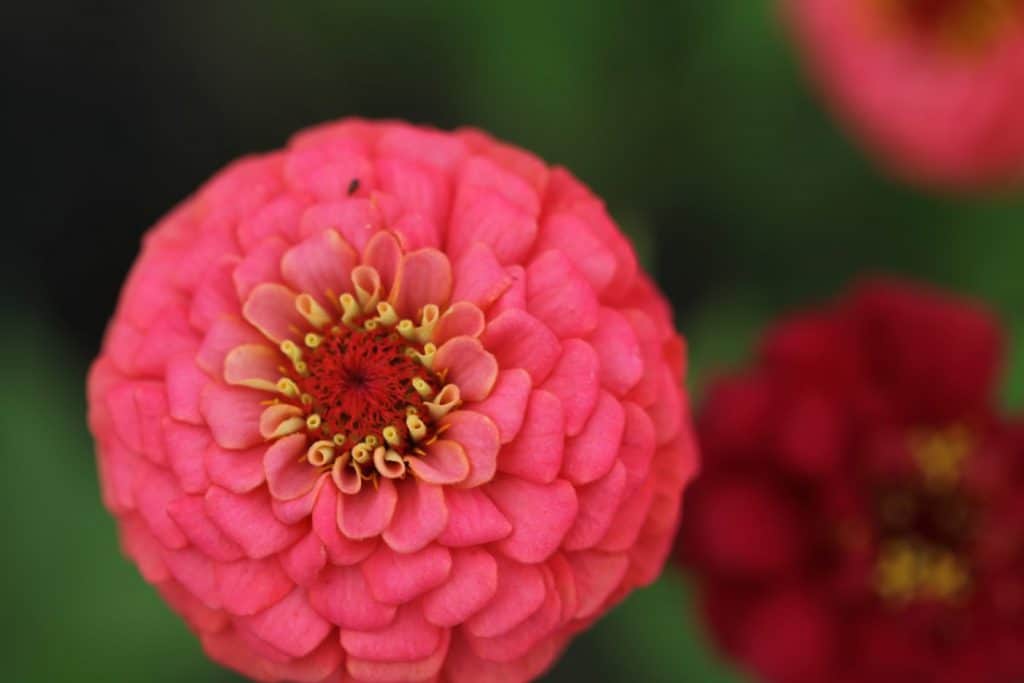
[347,178,360,196]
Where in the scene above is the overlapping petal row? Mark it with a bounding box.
[87,119,696,682]
[785,0,1024,188]
[681,279,1024,683]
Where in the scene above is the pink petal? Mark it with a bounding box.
[216,556,294,616]
[237,194,303,245]
[120,515,168,582]
[362,230,403,295]
[205,486,306,558]
[450,242,511,310]
[438,488,512,547]
[404,439,468,486]
[537,212,618,295]
[282,228,359,305]
[309,565,397,630]
[361,543,452,605]
[206,442,267,493]
[224,343,282,391]
[382,478,448,553]
[488,265,526,318]
[619,402,656,490]
[455,154,539,214]
[564,460,628,551]
[312,485,378,564]
[377,157,450,225]
[299,199,385,252]
[242,283,306,344]
[165,352,208,425]
[161,419,211,494]
[548,552,579,621]
[379,124,468,170]
[469,369,532,444]
[487,476,578,564]
[466,557,546,638]
[196,316,266,376]
[465,570,562,663]
[422,547,498,627]
[433,301,486,346]
[567,550,630,619]
[159,580,228,634]
[346,630,450,683]
[526,250,600,338]
[338,478,398,539]
[561,390,626,485]
[131,304,201,376]
[481,309,561,384]
[262,638,344,683]
[134,464,187,548]
[391,248,453,318]
[106,381,167,464]
[264,433,321,500]
[237,588,332,658]
[271,474,328,524]
[541,339,600,437]
[340,604,442,662]
[161,547,220,608]
[166,494,244,562]
[589,307,644,396]
[497,390,564,484]
[597,476,655,553]
[441,410,499,488]
[449,187,538,265]
[199,382,265,450]
[232,237,288,301]
[281,531,327,587]
[648,366,684,445]
[391,211,441,252]
[433,337,498,402]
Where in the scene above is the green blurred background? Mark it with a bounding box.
[4,2,1023,681]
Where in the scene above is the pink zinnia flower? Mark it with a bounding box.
[785,0,1024,189]
[87,119,695,682]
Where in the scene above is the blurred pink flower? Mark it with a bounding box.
[87,119,696,682]
[785,0,1024,189]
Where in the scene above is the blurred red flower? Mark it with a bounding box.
[680,279,1024,682]
[785,0,1024,190]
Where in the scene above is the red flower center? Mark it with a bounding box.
[294,325,440,443]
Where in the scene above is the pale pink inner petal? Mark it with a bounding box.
[281,228,359,308]
[338,478,398,539]
[433,336,498,402]
[433,301,486,346]
[264,433,322,501]
[224,343,282,392]
[242,283,307,344]
[362,230,403,295]
[382,478,449,553]
[391,248,453,319]
[409,439,471,485]
[441,410,499,489]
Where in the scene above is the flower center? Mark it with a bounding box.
[871,0,1022,55]
[872,425,975,605]
[260,290,462,493]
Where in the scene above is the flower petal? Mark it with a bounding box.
[281,228,358,306]
[166,494,244,562]
[264,433,321,500]
[561,390,626,485]
[497,390,564,484]
[308,565,396,630]
[232,237,288,302]
[433,336,498,402]
[487,476,578,564]
[363,230,403,296]
[390,248,453,318]
[237,588,332,658]
[433,301,486,346]
[165,353,209,425]
[338,478,398,539]
[481,309,561,384]
[441,410,499,488]
[346,630,450,683]
[311,485,378,564]
[541,339,600,437]
[361,543,452,605]
[466,557,545,638]
[564,460,628,551]
[196,316,266,376]
[280,531,327,587]
[526,250,599,338]
[382,478,448,553]
[242,283,306,344]
[450,242,511,310]
[340,604,443,662]
[468,369,532,444]
[205,442,266,493]
[205,486,305,558]
[162,419,211,494]
[200,383,266,449]
[567,550,630,619]
[422,547,498,627]
[216,557,293,616]
[449,186,538,264]
[409,439,470,485]
[224,343,284,392]
[438,488,512,547]
[588,307,644,396]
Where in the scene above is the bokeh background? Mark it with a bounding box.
[4,2,1024,681]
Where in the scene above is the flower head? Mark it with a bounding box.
[785,0,1024,188]
[679,279,1024,682]
[87,119,695,682]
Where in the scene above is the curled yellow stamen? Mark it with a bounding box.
[300,393,314,407]
[280,340,302,363]
[307,440,336,467]
[306,414,322,430]
[382,425,402,448]
[295,293,332,329]
[412,342,436,370]
[425,383,461,420]
[364,318,380,331]
[276,377,300,398]
[304,332,323,349]
[397,319,416,340]
[373,447,407,479]
[332,433,347,447]
[406,413,427,442]
[351,442,373,464]
[416,304,440,343]
[340,293,361,325]
[412,377,434,399]
[376,302,398,326]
